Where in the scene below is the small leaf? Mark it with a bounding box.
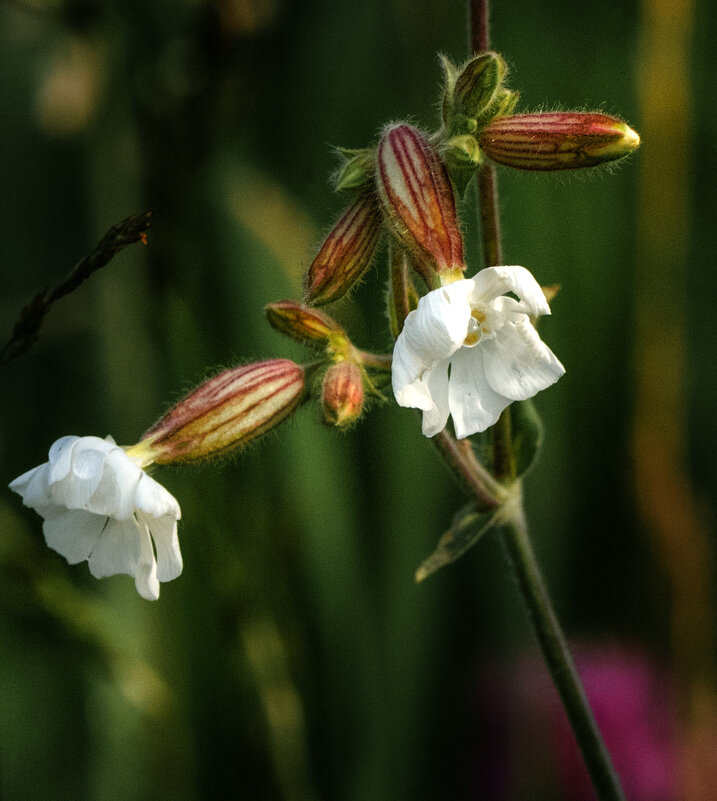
[415,505,499,581]
[511,398,543,478]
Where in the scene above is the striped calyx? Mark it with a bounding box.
[321,361,364,427]
[479,112,641,171]
[142,360,305,464]
[304,192,381,306]
[376,124,465,283]
[265,300,342,351]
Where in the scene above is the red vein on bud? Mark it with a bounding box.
[304,193,381,305]
[480,113,640,171]
[144,359,305,463]
[377,124,464,278]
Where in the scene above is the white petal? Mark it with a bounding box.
[471,266,551,316]
[481,315,565,401]
[49,436,116,509]
[144,513,183,582]
[86,449,142,519]
[42,508,106,564]
[419,358,451,437]
[134,473,181,521]
[88,517,142,579]
[47,436,80,484]
[448,347,511,437]
[392,280,474,396]
[133,519,161,601]
[9,463,52,509]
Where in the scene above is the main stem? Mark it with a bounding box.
[502,502,625,800]
[469,1,626,798]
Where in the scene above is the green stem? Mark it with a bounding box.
[468,2,626,799]
[501,501,626,801]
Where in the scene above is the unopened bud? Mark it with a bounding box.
[142,359,305,464]
[334,147,375,192]
[304,192,381,306]
[266,300,342,350]
[322,361,364,427]
[479,112,641,171]
[453,52,506,121]
[376,124,465,283]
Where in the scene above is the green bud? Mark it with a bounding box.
[484,88,520,121]
[442,134,483,167]
[453,52,506,120]
[333,147,375,192]
[440,134,485,197]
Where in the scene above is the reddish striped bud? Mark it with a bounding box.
[265,300,342,350]
[321,361,364,427]
[376,124,465,283]
[479,112,640,171]
[304,193,381,306]
[141,360,305,464]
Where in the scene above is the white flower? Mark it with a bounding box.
[9,435,182,600]
[392,266,565,438]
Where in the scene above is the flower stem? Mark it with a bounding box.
[501,501,626,801]
[468,2,626,798]
[477,166,503,267]
[434,429,502,509]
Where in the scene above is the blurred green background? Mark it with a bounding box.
[1,0,714,798]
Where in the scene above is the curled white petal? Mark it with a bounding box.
[9,435,182,600]
[392,279,474,397]
[392,266,564,438]
[419,357,451,438]
[481,316,565,401]
[471,266,551,316]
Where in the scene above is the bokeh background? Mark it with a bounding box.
[1,0,715,798]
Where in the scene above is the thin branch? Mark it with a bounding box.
[1,212,152,366]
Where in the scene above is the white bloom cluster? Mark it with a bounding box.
[392,266,565,438]
[9,435,182,600]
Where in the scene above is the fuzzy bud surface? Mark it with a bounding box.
[479,112,640,171]
[376,124,465,281]
[144,360,305,463]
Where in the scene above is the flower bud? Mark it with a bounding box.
[452,51,507,121]
[304,192,381,306]
[321,361,364,427]
[142,359,305,464]
[265,300,342,350]
[333,147,375,192]
[479,112,640,171]
[376,124,465,282]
